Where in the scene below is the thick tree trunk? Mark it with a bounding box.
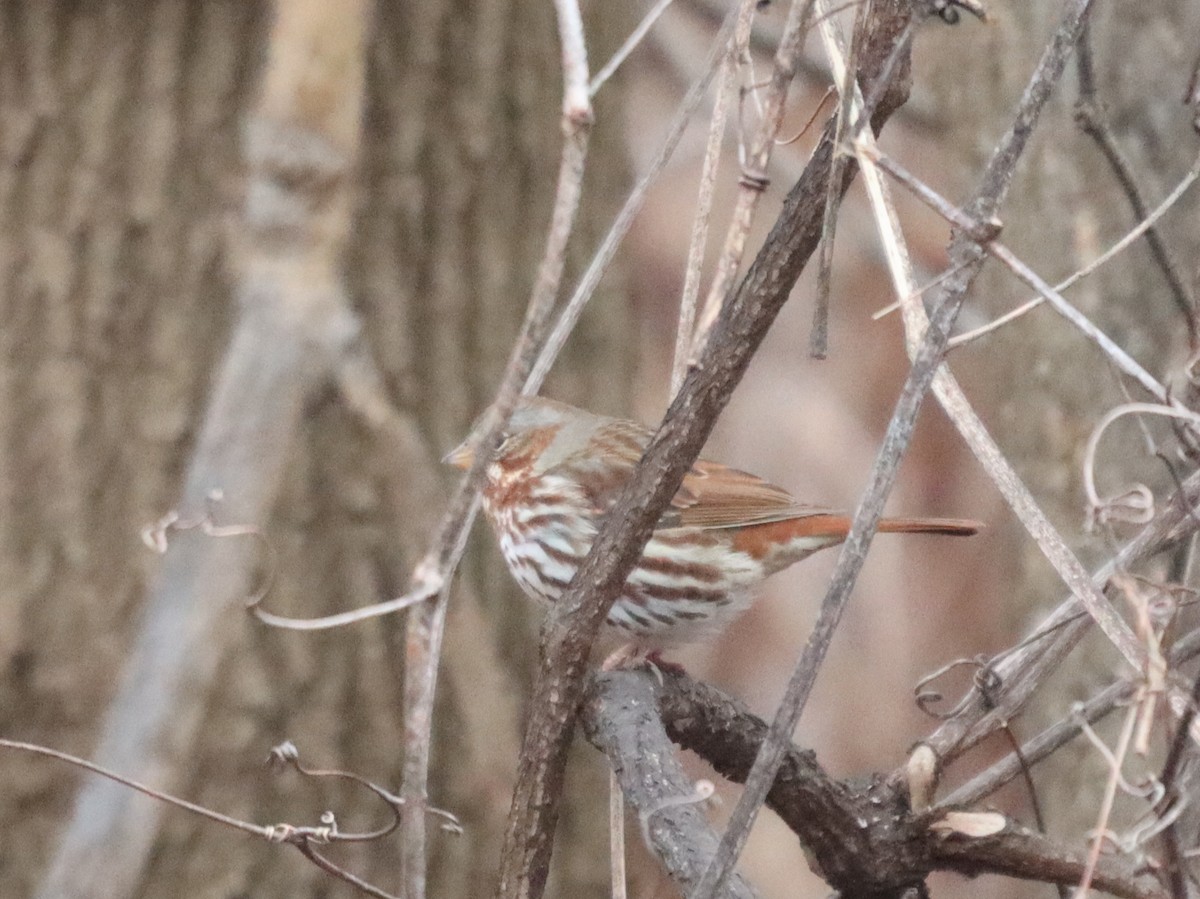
[0,1,631,897]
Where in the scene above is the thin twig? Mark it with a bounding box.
[1077,703,1140,897]
[3,738,270,838]
[814,0,923,344]
[1074,25,1198,350]
[1159,657,1200,898]
[988,240,1169,401]
[556,0,593,125]
[941,613,1200,810]
[689,0,819,361]
[809,0,865,358]
[670,1,753,396]
[996,724,1056,868]
[590,0,676,97]
[610,768,628,899]
[871,262,969,321]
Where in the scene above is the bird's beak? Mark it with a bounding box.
[444,439,474,470]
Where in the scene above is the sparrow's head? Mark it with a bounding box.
[443,397,591,472]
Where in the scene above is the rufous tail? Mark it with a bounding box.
[876,517,981,536]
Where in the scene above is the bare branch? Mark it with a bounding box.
[3,738,269,840]
[1077,702,1141,894]
[930,825,1165,899]
[581,673,759,899]
[591,669,1166,899]
[590,0,677,98]
[1159,663,1200,898]
[650,670,879,881]
[862,144,1171,406]
[942,624,1200,808]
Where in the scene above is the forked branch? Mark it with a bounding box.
[583,669,1167,899]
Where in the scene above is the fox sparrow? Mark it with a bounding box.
[446,397,979,653]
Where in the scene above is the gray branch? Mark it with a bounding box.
[584,668,1168,899]
[581,672,758,899]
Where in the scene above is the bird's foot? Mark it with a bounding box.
[600,643,642,671]
[600,645,686,683]
[645,650,686,677]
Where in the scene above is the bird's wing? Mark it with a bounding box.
[564,421,833,530]
[665,460,833,529]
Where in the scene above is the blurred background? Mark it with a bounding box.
[2,1,1199,897]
